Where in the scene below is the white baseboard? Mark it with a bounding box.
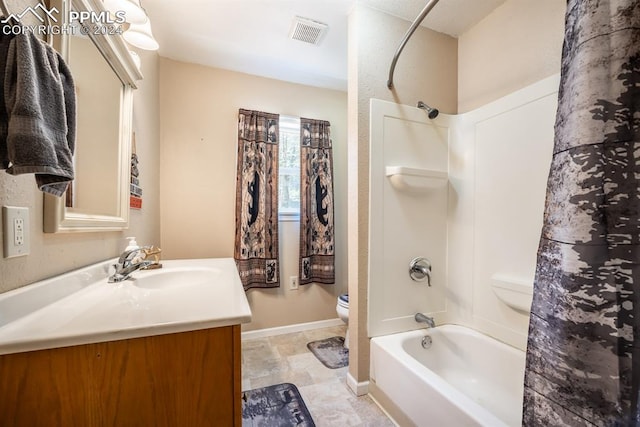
[241,318,345,340]
[347,372,369,396]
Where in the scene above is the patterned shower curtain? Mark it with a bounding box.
[299,118,335,285]
[524,1,640,425]
[234,109,280,290]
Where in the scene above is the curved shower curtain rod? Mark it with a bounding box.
[387,0,440,89]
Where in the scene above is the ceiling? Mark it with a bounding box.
[144,0,506,91]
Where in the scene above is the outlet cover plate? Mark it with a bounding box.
[3,206,30,258]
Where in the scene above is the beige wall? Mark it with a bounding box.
[0,43,161,293]
[348,4,458,386]
[458,0,566,112]
[129,52,162,252]
[158,59,348,331]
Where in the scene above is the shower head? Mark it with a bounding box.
[417,101,439,119]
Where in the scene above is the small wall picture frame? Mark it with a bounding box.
[130,133,143,209]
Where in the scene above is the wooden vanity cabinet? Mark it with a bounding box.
[0,325,242,426]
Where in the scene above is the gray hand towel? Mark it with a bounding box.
[0,23,14,168]
[3,30,76,197]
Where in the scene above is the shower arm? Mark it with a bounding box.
[387,0,440,89]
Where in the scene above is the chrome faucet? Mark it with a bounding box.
[108,246,156,283]
[415,312,435,328]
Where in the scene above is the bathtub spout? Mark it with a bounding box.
[415,312,435,328]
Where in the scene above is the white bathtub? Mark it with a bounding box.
[370,325,525,427]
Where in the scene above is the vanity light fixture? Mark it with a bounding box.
[123,16,159,51]
[103,0,159,50]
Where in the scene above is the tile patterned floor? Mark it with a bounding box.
[241,325,396,427]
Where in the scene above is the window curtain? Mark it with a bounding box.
[299,118,335,285]
[523,0,640,425]
[234,109,280,291]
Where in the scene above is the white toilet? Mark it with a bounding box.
[336,293,349,348]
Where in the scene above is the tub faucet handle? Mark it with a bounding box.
[409,257,432,285]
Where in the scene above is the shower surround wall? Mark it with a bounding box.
[368,100,451,338]
[368,74,558,352]
[449,75,559,349]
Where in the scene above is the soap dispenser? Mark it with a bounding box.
[124,236,139,252]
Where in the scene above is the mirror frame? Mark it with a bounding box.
[44,0,143,233]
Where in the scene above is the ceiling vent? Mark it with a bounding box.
[289,16,328,45]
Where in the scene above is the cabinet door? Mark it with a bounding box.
[0,326,242,426]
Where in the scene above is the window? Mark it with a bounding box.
[278,115,300,219]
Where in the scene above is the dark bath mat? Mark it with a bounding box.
[242,382,315,427]
[307,336,349,369]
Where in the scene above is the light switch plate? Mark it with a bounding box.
[3,206,30,258]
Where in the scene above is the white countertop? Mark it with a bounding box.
[0,258,252,355]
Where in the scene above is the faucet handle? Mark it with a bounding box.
[118,248,139,265]
[142,245,161,256]
[409,257,432,285]
[141,246,162,269]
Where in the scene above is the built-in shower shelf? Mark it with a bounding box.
[491,275,533,314]
[385,166,447,192]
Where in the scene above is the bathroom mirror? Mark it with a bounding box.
[43,0,143,232]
